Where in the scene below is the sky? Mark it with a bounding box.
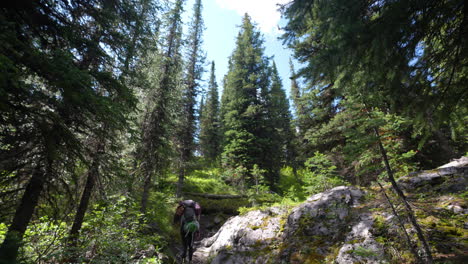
[182,0,295,98]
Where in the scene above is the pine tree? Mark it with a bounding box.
[280,0,468,261]
[67,0,157,250]
[265,62,294,184]
[200,61,221,164]
[281,0,467,165]
[175,0,205,197]
[0,1,139,262]
[220,14,271,187]
[138,0,185,213]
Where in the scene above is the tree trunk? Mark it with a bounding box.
[176,161,185,198]
[0,167,45,264]
[68,153,100,246]
[373,127,433,263]
[377,182,421,263]
[140,170,152,214]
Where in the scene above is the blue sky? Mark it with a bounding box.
[182,0,295,98]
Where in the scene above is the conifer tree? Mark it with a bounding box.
[280,0,468,261]
[266,62,294,183]
[139,0,185,213]
[175,0,205,197]
[0,1,139,262]
[67,0,157,250]
[220,14,271,187]
[200,61,221,164]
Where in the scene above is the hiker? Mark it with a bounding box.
[173,199,201,263]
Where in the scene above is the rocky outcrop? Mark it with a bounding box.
[194,186,378,263]
[193,158,468,263]
[398,160,468,194]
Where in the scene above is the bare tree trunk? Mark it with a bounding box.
[140,171,152,214]
[0,167,46,264]
[377,182,421,263]
[176,159,185,198]
[373,127,433,263]
[68,144,102,246]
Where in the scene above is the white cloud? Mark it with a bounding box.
[215,0,289,34]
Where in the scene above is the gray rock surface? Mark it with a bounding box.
[335,213,385,264]
[191,158,467,263]
[194,186,368,263]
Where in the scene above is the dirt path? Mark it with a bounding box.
[173,214,222,264]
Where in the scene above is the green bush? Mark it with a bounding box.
[303,152,348,195]
[278,166,307,202]
[183,168,237,195]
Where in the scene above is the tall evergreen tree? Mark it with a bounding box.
[67,0,157,250]
[266,62,294,183]
[0,1,139,262]
[281,0,467,166]
[289,58,304,132]
[200,61,221,164]
[139,0,185,213]
[175,0,205,197]
[220,14,271,187]
[280,0,468,261]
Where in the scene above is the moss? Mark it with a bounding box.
[290,250,325,264]
[375,236,387,244]
[348,238,365,244]
[347,246,378,258]
[324,244,342,263]
[372,214,389,236]
[224,244,233,251]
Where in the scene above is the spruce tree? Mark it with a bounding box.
[280,0,468,261]
[266,62,294,183]
[220,14,271,187]
[67,0,157,250]
[200,61,221,164]
[281,0,467,165]
[175,0,205,197]
[0,1,139,262]
[138,0,185,213]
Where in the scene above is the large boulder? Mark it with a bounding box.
[192,158,468,263]
[194,186,381,263]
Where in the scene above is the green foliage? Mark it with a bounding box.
[221,165,249,191]
[0,194,171,263]
[71,195,167,263]
[303,152,347,195]
[0,223,6,242]
[348,246,378,258]
[183,168,237,195]
[278,166,307,202]
[281,0,467,171]
[220,14,292,189]
[200,61,221,163]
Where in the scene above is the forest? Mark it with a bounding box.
[0,0,466,263]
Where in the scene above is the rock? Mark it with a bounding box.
[195,186,367,263]
[398,166,468,193]
[447,204,467,214]
[438,156,468,168]
[335,213,385,264]
[191,163,468,264]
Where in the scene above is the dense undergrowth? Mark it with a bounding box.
[0,162,351,263]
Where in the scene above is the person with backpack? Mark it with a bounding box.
[173,199,201,263]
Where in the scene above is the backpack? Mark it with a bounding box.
[175,200,201,223]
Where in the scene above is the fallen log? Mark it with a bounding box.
[184,192,247,200]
